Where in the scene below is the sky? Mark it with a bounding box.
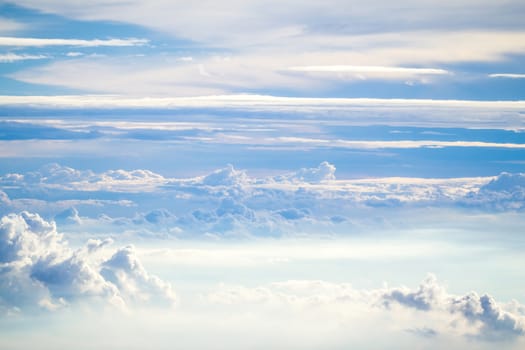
[1,1,525,349]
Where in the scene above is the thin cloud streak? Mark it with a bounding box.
[489,73,525,79]
[0,36,149,47]
[289,65,450,75]
[0,53,48,62]
[0,94,523,109]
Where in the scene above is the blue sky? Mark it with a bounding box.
[1,1,525,349]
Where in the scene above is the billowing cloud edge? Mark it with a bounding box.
[0,212,176,315]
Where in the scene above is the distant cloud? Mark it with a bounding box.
[0,37,148,47]
[66,51,84,57]
[289,65,450,82]
[0,53,48,62]
[0,18,25,34]
[2,162,524,239]
[489,73,525,79]
[208,274,525,340]
[289,66,450,75]
[0,94,523,110]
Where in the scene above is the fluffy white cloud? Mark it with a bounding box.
[0,212,176,314]
[273,161,336,184]
[1,163,524,238]
[100,245,176,306]
[1,163,167,192]
[209,274,525,340]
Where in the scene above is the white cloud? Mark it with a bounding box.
[0,18,25,34]
[289,66,450,75]
[272,161,336,183]
[208,274,525,340]
[100,245,176,306]
[288,65,451,82]
[0,53,48,62]
[0,212,176,313]
[65,51,84,57]
[10,1,525,51]
[269,137,525,150]
[1,163,524,239]
[489,73,525,79]
[0,37,148,47]
[0,94,523,110]
[0,163,167,192]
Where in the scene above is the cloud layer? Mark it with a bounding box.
[1,162,524,239]
[209,274,525,341]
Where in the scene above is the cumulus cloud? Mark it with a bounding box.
[54,207,82,225]
[199,164,251,187]
[100,245,176,306]
[208,274,525,341]
[2,162,525,238]
[274,161,336,184]
[0,212,176,314]
[1,163,167,192]
[467,173,525,210]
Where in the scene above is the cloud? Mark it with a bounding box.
[100,245,176,306]
[1,162,525,239]
[289,65,451,82]
[489,74,525,79]
[0,162,167,192]
[0,53,48,62]
[1,94,523,111]
[0,212,176,314]
[469,173,525,210]
[66,51,84,57]
[273,161,336,183]
[54,207,82,225]
[10,1,525,50]
[383,274,446,311]
[5,3,525,98]
[274,138,525,150]
[0,18,25,34]
[208,274,525,341]
[0,36,148,47]
[289,66,450,75]
[199,164,251,187]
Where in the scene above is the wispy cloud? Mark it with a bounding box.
[1,94,524,109]
[0,36,148,47]
[489,73,525,79]
[0,53,48,62]
[0,18,25,34]
[289,65,450,77]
